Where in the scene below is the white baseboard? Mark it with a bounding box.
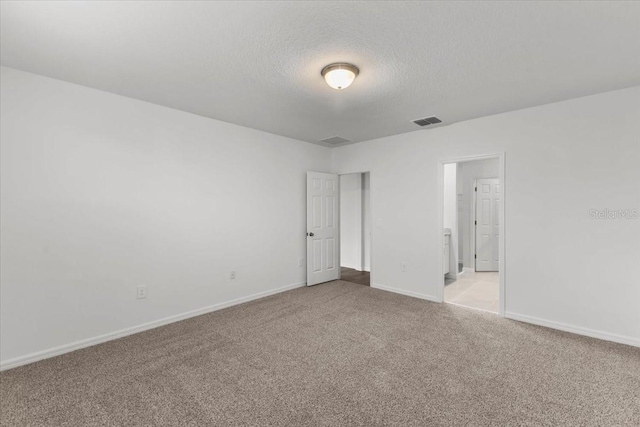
[0,281,307,371]
[505,311,640,348]
[371,283,441,303]
[367,284,638,348]
[445,301,497,315]
[6,282,635,371]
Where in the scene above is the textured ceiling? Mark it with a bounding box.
[2,1,639,146]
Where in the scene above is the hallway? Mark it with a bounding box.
[445,271,499,313]
[340,266,370,286]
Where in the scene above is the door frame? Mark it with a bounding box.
[337,171,373,285]
[437,153,506,316]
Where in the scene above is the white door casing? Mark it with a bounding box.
[307,172,340,286]
[475,178,499,272]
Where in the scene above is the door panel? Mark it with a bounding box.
[326,196,335,227]
[312,196,322,228]
[475,178,499,271]
[307,172,340,286]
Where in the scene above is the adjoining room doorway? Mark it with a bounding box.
[339,172,371,286]
[438,154,505,315]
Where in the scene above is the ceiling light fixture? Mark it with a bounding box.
[321,63,359,90]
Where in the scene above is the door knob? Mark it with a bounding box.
[307,232,314,237]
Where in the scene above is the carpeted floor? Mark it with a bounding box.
[1,281,639,426]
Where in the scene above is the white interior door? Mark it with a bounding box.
[307,172,340,286]
[475,178,499,272]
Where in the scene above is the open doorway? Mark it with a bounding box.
[439,154,505,314]
[339,172,371,286]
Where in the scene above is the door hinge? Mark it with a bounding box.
[475,254,477,259]
[475,220,477,225]
[474,186,477,191]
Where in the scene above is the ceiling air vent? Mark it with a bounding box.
[320,136,351,145]
[413,116,442,127]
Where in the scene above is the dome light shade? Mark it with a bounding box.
[321,63,359,90]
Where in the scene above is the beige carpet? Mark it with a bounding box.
[1,281,639,426]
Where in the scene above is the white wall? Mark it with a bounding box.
[458,159,500,269]
[443,163,458,277]
[0,67,332,366]
[340,173,363,270]
[2,67,638,370]
[332,86,640,346]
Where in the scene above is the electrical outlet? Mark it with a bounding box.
[298,258,304,267]
[136,285,147,299]
[401,262,407,272]
[230,271,236,280]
